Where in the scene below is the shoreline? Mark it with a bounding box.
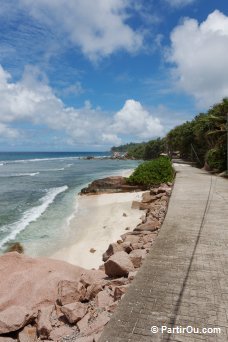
[51,167,144,269]
[51,191,144,269]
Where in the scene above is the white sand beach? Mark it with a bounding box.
[51,191,144,269]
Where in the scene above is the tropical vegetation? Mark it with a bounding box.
[166,98,227,171]
[111,98,228,172]
[127,156,174,187]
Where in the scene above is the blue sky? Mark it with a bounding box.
[0,0,228,151]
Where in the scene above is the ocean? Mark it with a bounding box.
[0,152,140,257]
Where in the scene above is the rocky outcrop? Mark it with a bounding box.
[81,176,144,194]
[0,182,172,341]
[0,252,84,313]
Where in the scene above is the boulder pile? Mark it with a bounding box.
[0,183,172,341]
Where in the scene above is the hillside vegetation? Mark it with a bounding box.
[112,98,228,172]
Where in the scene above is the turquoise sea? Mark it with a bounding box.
[0,152,140,257]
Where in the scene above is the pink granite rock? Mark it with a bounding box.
[61,302,87,324]
[0,306,34,334]
[107,277,129,287]
[129,249,147,268]
[85,283,103,301]
[79,270,106,288]
[122,242,133,253]
[49,325,74,341]
[134,219,160,232]
[95,290,113,308]
[57,280,86,305]
[18,325,37,342]
[141,233,157,244]
[131,201,141,209]
[86,311,110,336]
[141,192,159,203]
[104,251,134,277]
[77,313,91,334]
[122,234,140,245]
[102,242,123,262]
[131,242,144,250]
[80,270,106,301]
[113,285,129,301]
[139,202,154,210]
[0,253,84,313]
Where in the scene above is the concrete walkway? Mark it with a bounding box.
[99,164,228,342]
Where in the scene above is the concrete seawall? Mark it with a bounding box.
[100,164,228,342]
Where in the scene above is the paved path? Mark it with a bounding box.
[99,164,228,342]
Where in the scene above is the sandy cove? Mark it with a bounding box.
[51,191,145,269]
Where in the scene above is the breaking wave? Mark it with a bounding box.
[0,185,68,248]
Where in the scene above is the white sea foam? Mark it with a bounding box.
[50,168,65,171]
[3,157,81,164]
[66,195,79,227]
[1,155,110,165]
[4,172,40,177]
[42,168,65,172]
[0,185,68,248]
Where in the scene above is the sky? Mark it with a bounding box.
[0,0,228,151]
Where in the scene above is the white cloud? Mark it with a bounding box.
[18,0,143,61]
[112,99,164,139]
[165,0,196,8]
[101,133,122,146]
[167,10,228,108]
[0,123,19,139]
[0,65,164,146]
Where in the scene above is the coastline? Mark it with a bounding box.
[0,154,140,257]
[51,168,144,269]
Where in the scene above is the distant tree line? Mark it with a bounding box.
[111,142,145,153]
[111,98,228,172]
[111,139,166,160]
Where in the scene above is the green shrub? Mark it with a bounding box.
[127,156,174,187]
[206,146,227,172]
